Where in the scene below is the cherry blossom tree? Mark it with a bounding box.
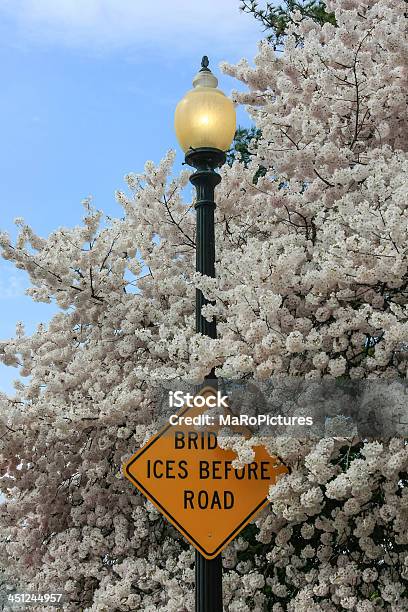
[1,0,407,610]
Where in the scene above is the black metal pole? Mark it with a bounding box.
[186,146,225,612]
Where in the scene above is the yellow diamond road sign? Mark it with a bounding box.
[123,387,288,559]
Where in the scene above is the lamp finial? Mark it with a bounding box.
[200,56,210,72]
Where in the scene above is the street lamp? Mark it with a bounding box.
[175,57,236,612]
[175,55,236,341]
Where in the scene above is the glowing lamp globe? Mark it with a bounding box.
[175,56,236,154]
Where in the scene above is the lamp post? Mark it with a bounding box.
[174,57,236,612]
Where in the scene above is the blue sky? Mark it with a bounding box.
[0,0,265,394]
